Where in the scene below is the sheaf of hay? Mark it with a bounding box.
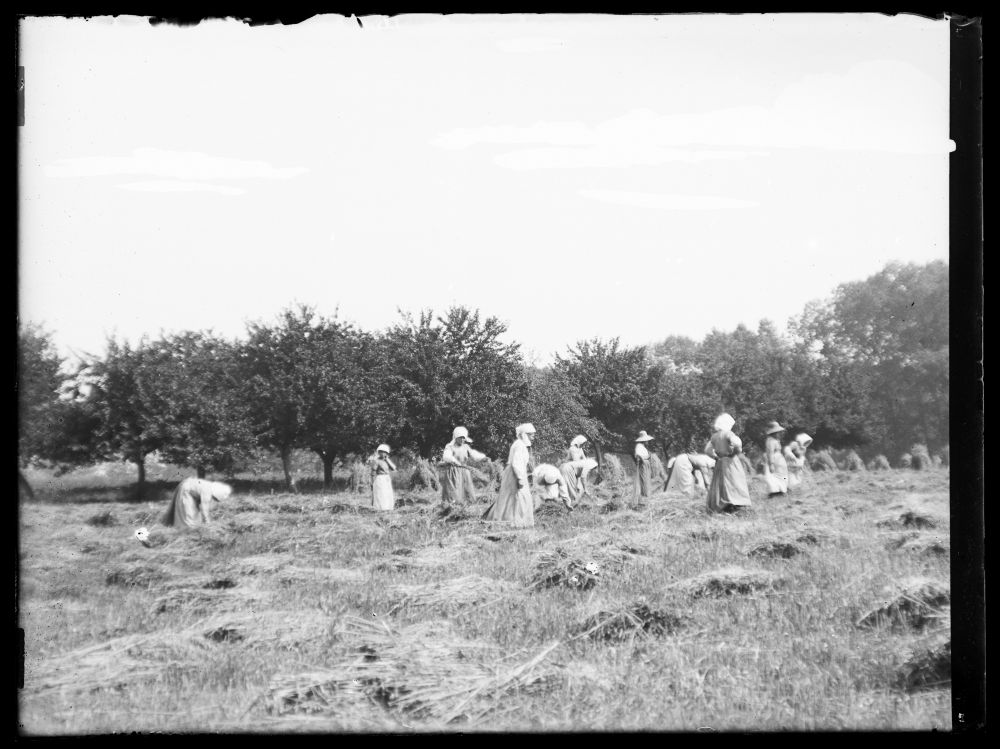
[573,599,686,643]
[649,453,667,481]
[387,575,514,616]
[883,531,949,556]
[409,459,441,492]
[842,450,866,471]
[266,616,563,725]
[371,540,474,573]
[856,577,950,631]
[529,538,650,592]
[867,455,891,471]
[673,567,781,599]
[810,450,838,472]
[897,633,952,692]
[745,537,807,560]
[600,454,626,483]
[909,444,932,471]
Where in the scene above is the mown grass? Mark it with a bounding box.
[18,461,951,733]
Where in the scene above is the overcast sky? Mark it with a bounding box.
[18,14,952,365]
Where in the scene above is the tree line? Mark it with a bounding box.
[18,260,948,495]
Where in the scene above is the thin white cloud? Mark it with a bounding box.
[494,147,767,170]
[116,181,246,195]
[46,147,308,180]
[432,60,953,156]
[495,37,571,53]
[579,190,758,211]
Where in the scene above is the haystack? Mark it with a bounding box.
[574,598,685,643]
[856,577,950,631]
[410,459,441,492]
[810,450,838,472]
[674,566,781,598]
[348,462,371,494]
[601,454,626,483]
[529,538,650,591]
[843,450,866,471]
[388,575,513,617]
[867,455,891,471]
[909,444,931,471]
[898,634,951,692]
[897,453,913,469]
[649,453,667,481]
[939,445,950,467]
[267,616,563,725]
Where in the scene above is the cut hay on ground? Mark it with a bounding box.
[434,503,479,523]
[745,537,807,559]
[898,634,951,692]
[104,563,170,588]
[876,498,948,530]
[266,616,563,725]
[409,459,441,492]
[573,599,685,643]
[372,540,475,573]
[534,500,572,518]
[388,575,514,616]
[673,567,781,598]
[529,539,650,592]
[867,455,891,471]
[856,577,950,631]
[86,510,120,527]
[883,532,949,556]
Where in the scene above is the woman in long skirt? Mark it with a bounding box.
[762,422,789,496]
[162,477,233,529]
[706,413,752,513]
[633,431,654,504]
[482,424,536,528]
[559,457,598,508]
[533,462,573,512]
[370,444,396,511]
[664,452,716,497]
[441,426,489,504]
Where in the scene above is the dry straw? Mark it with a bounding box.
[529,536,650,592]
[909,444,932,470]
[672,566,781,598]
[387,575,513,616]
[409,459,441,492]
[267,616,563,726]
[856,576,950,631]
[867,455,891,471]
[573,598,686,643]
[843,450,866,471]
[898,633,951,692]
[810,450,838,472]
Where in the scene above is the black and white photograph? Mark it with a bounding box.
[16,13,981,734]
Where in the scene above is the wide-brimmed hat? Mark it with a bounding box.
[765,421,785,435]
[453,426,469,440]
[377,444,391,454]
[713,413,735,432]
[570,435,587,447]
[795,433,813,449]
[635,431,653,442]
[516,423,536,435]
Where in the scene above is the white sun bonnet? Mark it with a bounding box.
[713,413,736,432]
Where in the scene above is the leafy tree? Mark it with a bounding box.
[83,336,167,497]
[146,332,257,479]
[521,366,602,461]
[382,307,529,460]
[17,323,66,468]
[789,260,949,456]
[554,337,663,466]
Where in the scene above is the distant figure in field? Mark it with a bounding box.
[706,413,751,513]
[482,423,536,527]
[664,451,717,497]
[369,444,396,511]
[559,457,598,508]
[784,433,812,488]
[162,477,233,529]
[633,431,655,504]
[567,434,588,462]
[441,426,489,504]
[532,462,573,512]
[762,422,789,496]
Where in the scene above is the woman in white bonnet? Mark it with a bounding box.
[783,433,812,488]
[706,413,752,513]
[369,444,396,511]
[533,463,574,512]
[162,477,233,529]
[441,426,489,504]
[482,423,537,527]
[558,457,598,508]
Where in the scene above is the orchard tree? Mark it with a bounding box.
[147,332,257,479]
[382,307,529,460]
[17,323,66,468]
[521,366,602,461]
[554,337,663,467]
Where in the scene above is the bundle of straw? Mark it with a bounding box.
[898,633,951,692]
[867,455,891,471]
[673,566,781,599]
[267,616,563,725]
[574,599,686,643]
[856,577,950,631]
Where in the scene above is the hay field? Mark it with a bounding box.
[18,462,951,733]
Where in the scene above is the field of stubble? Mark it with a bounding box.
[18,461,951,734]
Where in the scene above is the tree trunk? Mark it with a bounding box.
[135,455,146,500]
[280,446,299,493]
[197,466,207,479]
[320,451,335,490]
